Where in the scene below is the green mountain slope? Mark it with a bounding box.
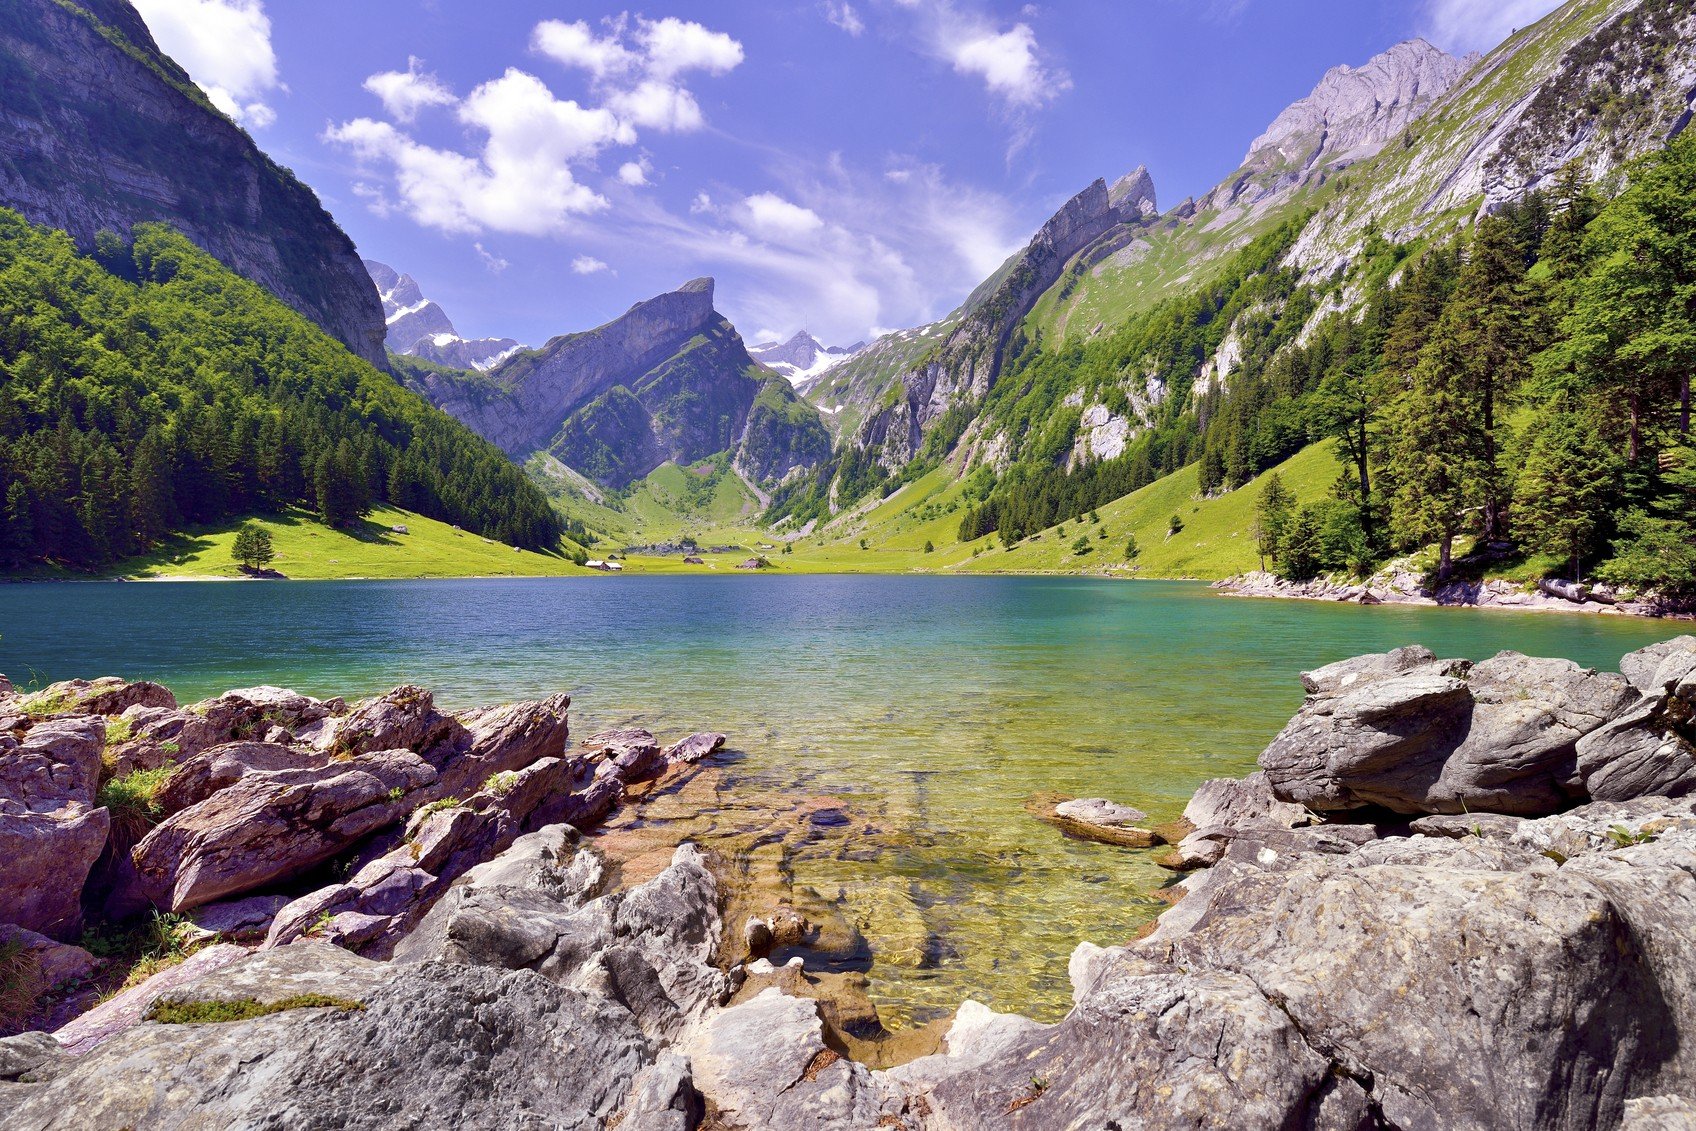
[0,210,565,571]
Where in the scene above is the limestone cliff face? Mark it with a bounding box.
[0,0,388,368]
[411,279,830,490]
[848,178,1139,471]
[1205,39,1476,214]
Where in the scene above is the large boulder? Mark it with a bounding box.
[1261,648,1646,816]
[310,685,457,759]
[1170,770,1317,868]
[154,742,322,817]
[18,678,175,718]
[422,692,573,799]
[911,798,1696,1131]
[688,987,910,1129]
[0,717,110,939]
[264,754,614,954]
[13,948,653,1129]
[131,750,438,911]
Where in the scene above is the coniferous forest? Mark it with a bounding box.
[0,211,565,570]
[958,136,1696,596]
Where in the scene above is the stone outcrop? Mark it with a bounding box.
[0,0,388,367]
[0,717,109,939]
[132,749,440,912]
[1259,641,1696,816]
[406,278,831,489]
[16,678,174,718]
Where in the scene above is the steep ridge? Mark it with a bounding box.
[847,178,1147,474]
[788,0,1696,532]
[366,260,521,372]
[409,279,831,491]
[0,0,388,368]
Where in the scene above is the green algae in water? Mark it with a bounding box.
[2,576,1685,1024]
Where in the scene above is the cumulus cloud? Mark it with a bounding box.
[741,193,825,241]
[329,15,742,237]
[572,255,611,275]
[896,1,1068,111]
[475,242,510,273]
[823,1,865,36]
[132,0,282,127]
[363,57,455,123]
[1422,0,1563,53]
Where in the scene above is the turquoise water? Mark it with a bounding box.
[2,577,1683,1020]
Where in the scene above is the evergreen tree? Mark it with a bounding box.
[231,522,275,572]
[1279,507,1324,581]
[1388,327,1492,581]
[1512,400,1619,581]
[1541,135,1696,462]
[1253,473,1295,571]
[0,481,32,568]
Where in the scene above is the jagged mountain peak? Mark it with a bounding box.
[363,260,520,372]
[750,330,864,385]
[1245,38,1477,170]
[1109,166,1158,217]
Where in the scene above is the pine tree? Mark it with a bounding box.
[231,522,275,572]
[0,481,33,567]
[1388,326,1492,581]
[1253,473,1295,570]
[1513,400,1619,582]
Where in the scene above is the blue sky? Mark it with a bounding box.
[131,0,1564,348]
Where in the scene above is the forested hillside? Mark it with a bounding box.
[0,211,565,570]
[962,139,1696,594]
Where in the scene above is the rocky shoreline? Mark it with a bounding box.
[1216,568,1696,619]
[1,639,1695,1127]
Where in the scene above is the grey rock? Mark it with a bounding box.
[1624,1096,1696,1129]
[1049,796,1159,847]
[17,678,174,718]
[1621,637,1696,696]
[663,732,727,764]
[51,943,250,1056]
[155,742,319,816]
[1108,164,1158,217]
[425,691,573,799]
[16,957,651,1130]
[687,987,905,1130]
[186,894,293,942]
[0,1033,61,1082]
[314,685,457,759]
[132,749,437,911]
[0,717,109,939]
[0,925,95,998]
[1262,649,1641,816]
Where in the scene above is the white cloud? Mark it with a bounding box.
[690,192,716,215]
[608,79,705,131]
[363,57,456,123]
[637,17,744,79]
[132,0,282,127]
[823,1,865,36]
[741,194,825,242]
[475,243,510,273]
[618,160,650,186]
[327,69,622,236]
[572,255,611,275]
[948,24,1058,107]
[531,18,637,79]
[1422,0,1563,53]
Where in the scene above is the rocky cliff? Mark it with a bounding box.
[0,0,388,368]
[410,279,831,490]
[366,260,522,372]
[847,178,1147,474]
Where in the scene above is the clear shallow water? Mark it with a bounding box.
[2,577,1684,1021]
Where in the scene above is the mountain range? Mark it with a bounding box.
[2,0,1692,567]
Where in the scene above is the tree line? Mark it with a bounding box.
[0,213,565,570]
[1253,138,1696,594]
